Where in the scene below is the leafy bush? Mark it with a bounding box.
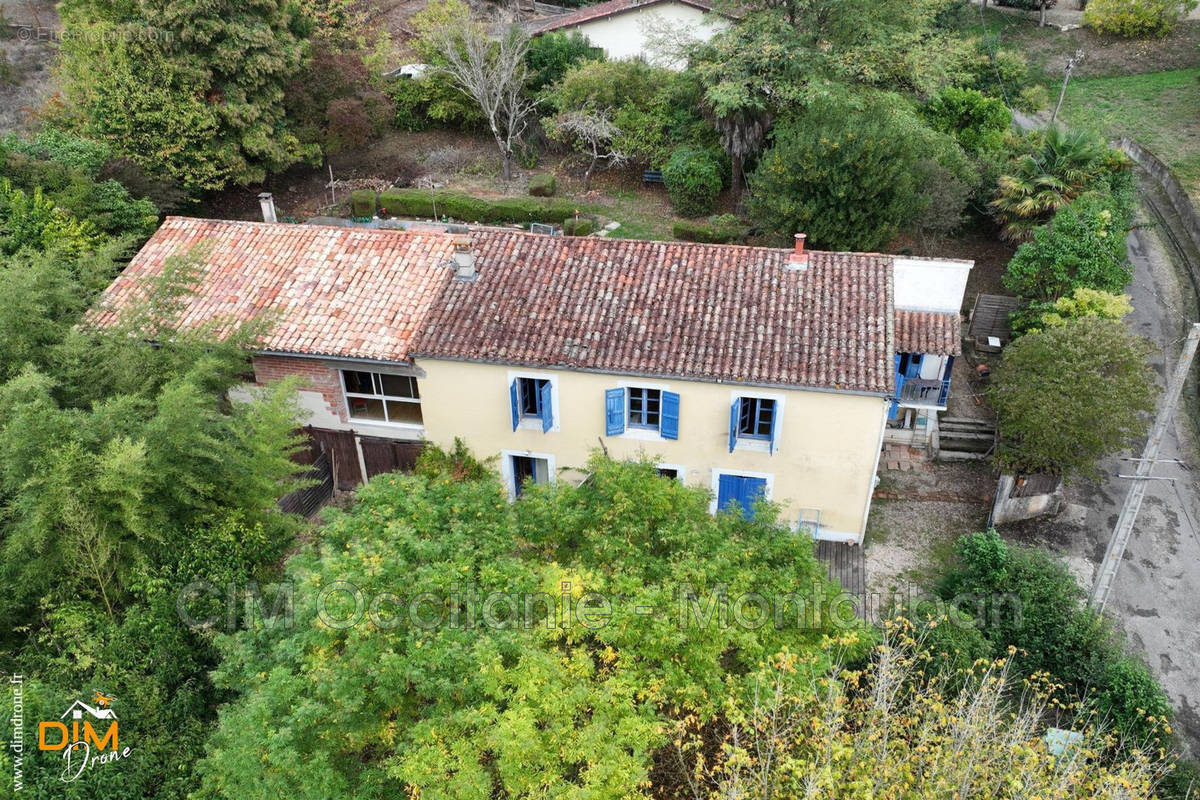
[525,31,603,94]
[1003,190,1135,301]
[3,128,112,177]
[1083,0,1197,37]
[366,188,580,224]
[197,454,858,798]
[935,530,1172,747]
[672,214,749,244]
[749,101,936,251]
[922,88,1010,153]
[1010,288,1132,336]
[528,173,556,197]
[386,76,484,132]
[563,217,594,236]
[349,189,375,219]
[663,147,722,218]
[990,317,1156,478]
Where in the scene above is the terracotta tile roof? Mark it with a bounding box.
[96,218,965,394]
[91,217,455,363]
[531,0,717,33]
[413,236,894,393]
[894,310,961,357]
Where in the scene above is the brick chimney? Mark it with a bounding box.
[786,233,809,271]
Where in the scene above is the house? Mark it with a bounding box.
[528,0,730,67]
[94,218,969,544]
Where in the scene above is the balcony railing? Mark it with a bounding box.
[897,377,951,407]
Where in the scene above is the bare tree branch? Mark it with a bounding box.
[426,20,537,181]
[547,109,628,191]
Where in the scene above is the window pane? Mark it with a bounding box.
[385,400,423,424]
[344,370,376,395]
[380,374,418,399]
[628,389,644,423]
[757,400,775,436]
[519,378,542,416]
[657,467,678,480]
[348,396,386,421]
[738,398,755,435]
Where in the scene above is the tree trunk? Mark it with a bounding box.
[1039,0,1047,26]
[501,149,513,181]
[731,153,745,213]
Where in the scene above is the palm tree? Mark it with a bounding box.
[991,128,1114,240]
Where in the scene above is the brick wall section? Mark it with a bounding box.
[252,355,348,422]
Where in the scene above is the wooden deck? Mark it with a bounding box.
[814,540,867,618]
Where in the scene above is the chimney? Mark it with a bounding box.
[258,192,278,223]
[786,233,809,270]
[451,235,476,281]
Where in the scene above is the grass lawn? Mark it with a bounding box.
[955,11,1200,82]
[1058,67,1200,200]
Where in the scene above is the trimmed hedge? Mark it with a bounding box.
[563,217,594,236]
[350,189,376,220]
[673,214,749,244]
[528,173,557,197]
[372,188,580,224]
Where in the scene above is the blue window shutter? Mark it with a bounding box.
[728,398,740,453]
[743,477,766,520]
[768,402,777,454]
[510,379,519,431]
[539,380,554,433]
[605,388,625,436]
[661,391,680,440]
[717,474,738,512]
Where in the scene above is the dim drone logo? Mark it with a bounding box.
[37,690,134,783]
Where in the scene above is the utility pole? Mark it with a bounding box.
[1089,323,1200,612]
[1049,50,1085,127]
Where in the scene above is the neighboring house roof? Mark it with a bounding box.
[92,217,453,364]
[95,218,961,395]
[894,310,961,357]
[530,0,717,33]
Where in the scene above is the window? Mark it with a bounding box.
[342,370,422,425]
[738,397,775,439]
[510,376,555,432]
[604,387,679,439]
[517,377,548,417]
[728,395,780,453]
[628,387,661,429]
[713,471,771,519]
[503,451,555,499]
[657,466,680,481]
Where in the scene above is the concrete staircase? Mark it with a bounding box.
[935,416,996,461]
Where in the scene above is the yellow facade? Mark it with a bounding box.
[415,358,887,540]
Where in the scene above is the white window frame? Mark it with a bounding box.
[508,370,561,433]
[617,379,673,441]
[709,468,775,515]
[340,369,424,430]
[500,449,557,501]
[656,462,686,483]
[730,389,785,454]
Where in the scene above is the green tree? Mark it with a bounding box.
[748,97,943,250]
[196,452,858,799]
[525,30,602,94]
[922,86,1011,153]
[936,530,1173,747]
[1003,191,1134,301]
[990,128,1124,240]
[1011,288,1133,336]
[989,317,1157,477]
[54,0,316,190]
